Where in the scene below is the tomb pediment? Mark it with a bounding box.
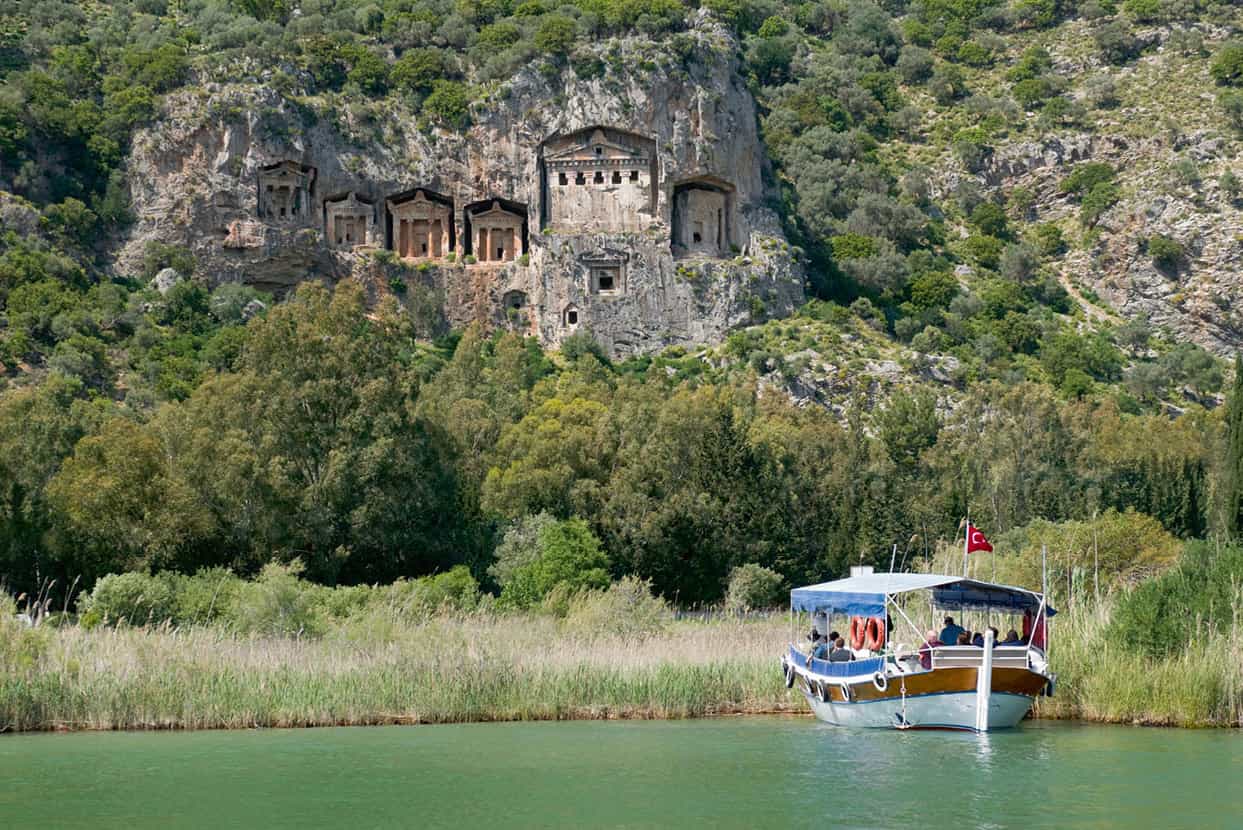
[544,127,651,168]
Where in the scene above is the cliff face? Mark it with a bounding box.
[956,130,1243,355]
[120,14,803,357]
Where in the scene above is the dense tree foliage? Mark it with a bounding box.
[0,278,1227,603]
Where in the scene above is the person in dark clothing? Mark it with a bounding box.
[939,616,965,647]
[829,637,853,662]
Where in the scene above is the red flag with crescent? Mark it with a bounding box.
[966,523,993,553]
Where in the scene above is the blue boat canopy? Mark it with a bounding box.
[790,573,1054,617]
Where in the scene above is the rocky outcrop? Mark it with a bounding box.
[119,15,802,356]
[938,124,1243,355]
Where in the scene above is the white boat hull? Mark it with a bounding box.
[800,686,1035,730]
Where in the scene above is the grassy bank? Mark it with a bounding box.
[5,609,1243,732]
[1032,601,1243,728]
[0,614,796,732]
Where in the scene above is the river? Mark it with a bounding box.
[1,718,1239,828]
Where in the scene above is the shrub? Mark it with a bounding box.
[391,48,447,94]
[1109,542,1243,658]
[489,512,558,587]
[896,45,934,83]
[724,563,784,611]
[961,234,1004,269]
[970,202,1008,238]
[422,80,471,130]
[757,15,790,37]
[347,49,389,95]
[141,241,195,281]
[500,518,611,609]
[1060,162,1115,197]
[78,572,175,626]
[1219,90,1243,133]
[952,127,991,171]
[929,63,967,104]
[169,568,244,625]
[1007,47,1053,83]
[1147,234,1183,270]
[1012,77,1055,109]
[1094,20,1141,65]
[231,560,323,637]
[1210,42,1243,86]
[1033,223,1066,256]
[1000,242,1040,283]
[908,270,959,310]
[1081,182,1120,226]
[563,576,669,640]
[1220,170,1241,203]
[956,40,992,67]
[1122,0,1161,22]
[831,232,880,260]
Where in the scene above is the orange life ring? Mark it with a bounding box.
[849,616,867,651]
[864,617,886,650]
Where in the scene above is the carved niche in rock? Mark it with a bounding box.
[672,177,734,258]
[539,127,658,234]
[579,248,629,296]
[464,198,528,264]
[323,192,375,249]
[257,161,316,223]
[386,188,454,260]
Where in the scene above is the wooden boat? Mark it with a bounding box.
[780,569,1055,731]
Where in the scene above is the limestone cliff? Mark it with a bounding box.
[119,13,803,357]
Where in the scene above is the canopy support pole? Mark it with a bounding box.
[886,594,924,658]
[975,628,994,733]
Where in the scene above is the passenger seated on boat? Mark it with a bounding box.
[956,632,971,646]
[972,632,985,647]
[829,637,853,662]
[811,633,830,660]
[939,616,965,647]
[919,630,941,669]
[1001,629,1023,645]
[988,626,1000,644]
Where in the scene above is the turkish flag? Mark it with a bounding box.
[966,523,993,553]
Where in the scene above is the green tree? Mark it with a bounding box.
[534,15,577,57]
[1211,42,1243,86]
[500,518,611,608]
[422,80,471,130]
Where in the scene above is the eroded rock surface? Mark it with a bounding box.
[120,17,802,356]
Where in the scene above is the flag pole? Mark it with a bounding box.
[962,512,969,577]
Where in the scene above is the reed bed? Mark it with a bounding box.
[0,613,799,733]
[1032,601,1243,727]
[6,601,1243,732]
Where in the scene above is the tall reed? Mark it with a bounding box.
[0,612,796,732]
[1034,599,1243,727]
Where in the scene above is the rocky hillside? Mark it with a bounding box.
[117,14,802,357]
[3,0,1243,402]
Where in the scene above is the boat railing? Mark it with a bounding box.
[787,645,886,678]
[930,645,1031,670]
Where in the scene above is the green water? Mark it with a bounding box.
[1,718,1240,829]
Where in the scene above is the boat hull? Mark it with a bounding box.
[802,686,1035,730]
[789,664,1048,731]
